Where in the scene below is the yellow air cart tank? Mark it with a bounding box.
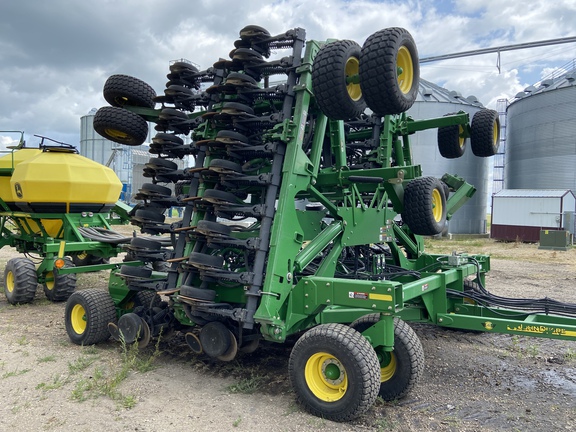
[0,148,42,210]
[10,149,123,214]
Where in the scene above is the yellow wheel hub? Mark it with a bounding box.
[380,352,397,382]
[432,188,443,222]
[105,128,129,140]
[345,57,362,101]
[305,352,348,402]
[492,120,499,144]
[45,271,55,291]
[458,125,465,148]
[70,304,87,335]
[397,46,414,94]
[6,271,14,293]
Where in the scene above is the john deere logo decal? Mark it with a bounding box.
[14,183,23,198]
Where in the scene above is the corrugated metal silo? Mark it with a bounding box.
[407,79,490,234]
[504,70,576,190]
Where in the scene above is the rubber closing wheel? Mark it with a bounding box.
[93,106,148,146]
[65,289,117,345]
[288,323,380,422]
[360,27,419,115]
[471,109,500,157]
[350,315,424,401]
[312,40,366,120]
[402,176,447,236]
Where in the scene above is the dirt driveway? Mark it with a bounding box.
[1,239,575,431]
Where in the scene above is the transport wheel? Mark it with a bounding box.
[288,323,380,422]
[438,114,466,158]
[312,40,366,120]
[3,257,37,305]
[103,74,156,109]
[402,176,447,236]
[93,106,148,146]
[470,109,500,157]
[65,289,117,345]
[350,315,424,400]
[360,27,419,115]
[43,257,77,302]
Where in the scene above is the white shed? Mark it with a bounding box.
[490,189,576,242]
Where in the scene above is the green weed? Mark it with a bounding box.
[227,374,264,394]
[2,368,31,379]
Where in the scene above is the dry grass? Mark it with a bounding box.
[425,237,576,265]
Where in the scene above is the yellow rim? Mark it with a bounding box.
[345,56,362,101]
[458,125,465,148]
[397,46,414,94]
[492,119,499,144]
[104,128,129,140]
[432,188,443,222]
[305,352,348,402]
[6,271,14,293]
[45,271,55,291]
[380,352,397,382]
[70,304,87,335]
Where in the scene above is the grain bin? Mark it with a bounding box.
[505,70,576,190]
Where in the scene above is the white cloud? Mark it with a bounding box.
[0,0,574,144]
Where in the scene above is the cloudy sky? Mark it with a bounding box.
[1,0,575,148]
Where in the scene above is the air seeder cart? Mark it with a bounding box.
[65,26,576,421]
[0,132,137,304]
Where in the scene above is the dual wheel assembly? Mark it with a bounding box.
[289,317,424,421]
[3,257,77,305]
[312,27,419,120]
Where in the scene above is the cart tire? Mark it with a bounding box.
[71,252,109,267]
[289,323,380,422]
[65,289,117,345]
[3,257,38,305]
[402,176,447,236]
[350,315,424,400]
[438,114,466,158]
[360,27,419,115]
[93,106,148,146]
[312,40,366,120]
[470,109,500,157]
[43,257,77,302]
[133,290,161,309]
[103,74,156,109]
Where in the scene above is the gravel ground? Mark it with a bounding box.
[1,240,575,431]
